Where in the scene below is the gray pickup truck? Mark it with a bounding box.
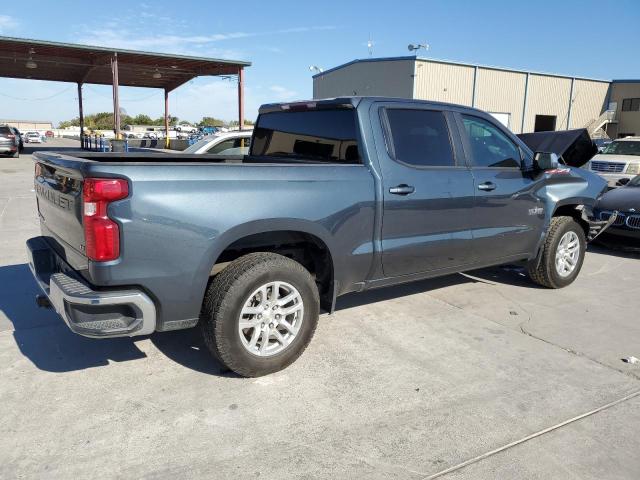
[28,97,613,377]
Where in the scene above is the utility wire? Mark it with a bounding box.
[0,85,75,101]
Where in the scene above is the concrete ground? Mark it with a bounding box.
[1,139,640,479]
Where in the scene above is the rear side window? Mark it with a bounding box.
[206,139,236,154]
[0,126,11,135]
[384,109,455,167]
[461,115,521,168]
[250,109,360,163]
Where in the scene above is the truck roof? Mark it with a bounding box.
[258,96,488,115]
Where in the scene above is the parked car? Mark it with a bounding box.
[593,138,612,152]
[8,126,24,152]
[199,125,219,135]
[15,128,24,151]
[28,97,613,377]
[24,131,42,144]
[182,131,252,155]
[594,174,640,249]
[587,137,640,187]
[176,123,197,134]
[0,124,20,157]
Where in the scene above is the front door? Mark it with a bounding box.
[456,113,545,264]
[375,105,476,277]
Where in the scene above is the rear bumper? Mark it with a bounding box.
[26,236,156,338]
[0,145,17,153]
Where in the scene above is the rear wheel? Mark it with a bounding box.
[527,216,586,288]
[200,252,319,377]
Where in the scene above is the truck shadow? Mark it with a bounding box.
[1,261,555,376]
[1,263,230,375]
[335,273,477,311]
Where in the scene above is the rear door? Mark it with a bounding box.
[374,104,476,277]
[456,113,544,263]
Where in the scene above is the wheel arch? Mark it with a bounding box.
[197,219,337,313]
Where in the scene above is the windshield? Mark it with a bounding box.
[183,137,217,153]
[601,140,640,156]
[628,175,640,186]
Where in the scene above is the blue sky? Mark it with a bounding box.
[1,0,639,125]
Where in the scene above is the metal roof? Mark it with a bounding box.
[0,36,251,91]
[313,56,612,84]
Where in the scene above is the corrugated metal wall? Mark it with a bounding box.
[522,75,572,132]
[413,61,474,106]
[313,59,414,99]
[313,58,613,135]
[607,82,640,138]
[475,68,527,131]
[569,80,609,129]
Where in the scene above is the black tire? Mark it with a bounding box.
[527,216,586,288]
[200,252,319,377]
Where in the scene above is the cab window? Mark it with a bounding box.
[462,115,521,168]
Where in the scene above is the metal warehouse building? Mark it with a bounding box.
[312,56,640,138]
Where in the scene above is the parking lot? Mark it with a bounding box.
[1,139,640,478]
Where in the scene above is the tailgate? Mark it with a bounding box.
[34,155,87,268]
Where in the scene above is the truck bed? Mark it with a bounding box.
[48,151,357,165]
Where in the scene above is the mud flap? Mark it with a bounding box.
[578,206,618,242]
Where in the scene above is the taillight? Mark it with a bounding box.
[82,178,129,261]
[7,134,15,138]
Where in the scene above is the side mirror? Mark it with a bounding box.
[534,152,560,171]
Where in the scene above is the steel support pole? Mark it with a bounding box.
[111,53,121,139]
[521,73,530,134]
[238,68,245,131]
[77,82,85,147]
[471,66,478,108]
[567,77,575,129]
[164,88,170,149]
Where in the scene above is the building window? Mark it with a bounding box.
[621,98,640,112]
[534,115,557,132]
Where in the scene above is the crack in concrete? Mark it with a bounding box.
[421,389,640,479]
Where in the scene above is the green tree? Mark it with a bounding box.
[198,116,225,127]
[130,114,153,125]
[228,119,255,127]
[58,117,80,128]
[152,115,178,126]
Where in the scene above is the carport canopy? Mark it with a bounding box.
[0,36,251,143]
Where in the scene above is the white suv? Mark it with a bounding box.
[587,137,640,187]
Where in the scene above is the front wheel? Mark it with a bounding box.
[200,252,319,377]
[527,216,586,288]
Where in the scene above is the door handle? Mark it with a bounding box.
[477,181,496,191]
[389,184,415,195]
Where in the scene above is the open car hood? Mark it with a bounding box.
[517,129,597,168]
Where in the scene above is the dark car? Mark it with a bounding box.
[10,126,24,152]
[0,125,21,157]
[595,175,640,249]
